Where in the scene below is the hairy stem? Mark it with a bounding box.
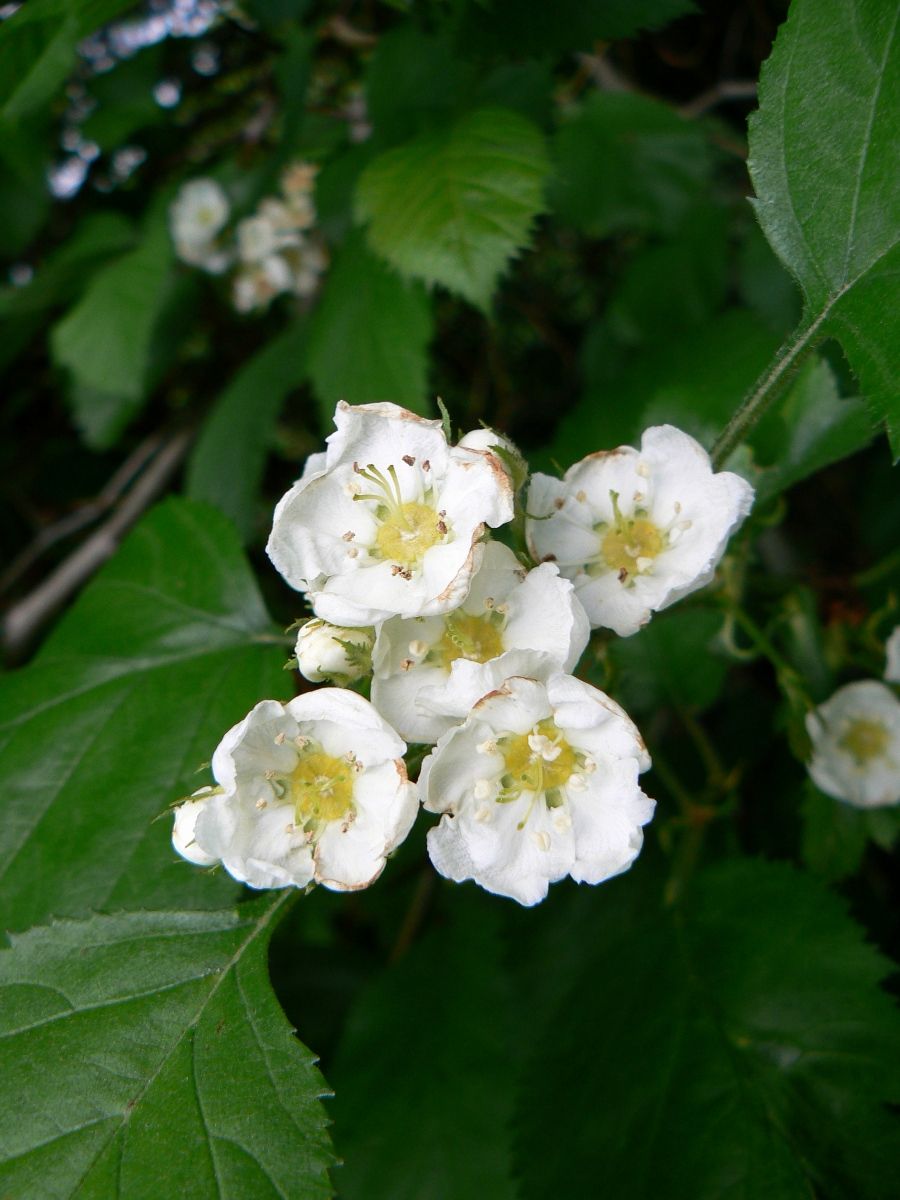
[711,313,824,468]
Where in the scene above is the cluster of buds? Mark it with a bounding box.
[168,162,328,313]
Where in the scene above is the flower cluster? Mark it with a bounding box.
[168,163,327,313]
[804,627,900,810]
[174,403,756,904]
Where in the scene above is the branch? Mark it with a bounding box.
[2,428,192,662]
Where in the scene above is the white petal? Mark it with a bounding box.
[885,627,900,683]
[172,797,219,866]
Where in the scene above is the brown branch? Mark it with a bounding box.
[679,80,758,119]
[2,428,192,663]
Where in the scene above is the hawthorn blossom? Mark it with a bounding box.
[295,618,374,684]
[371,541,589,744]
[169,178,231,273]
[527,425,754,637]
[171,692,418,891]
[421,674,654,906]
[885,627,900,683]
[806,681,900,808]
[267,402,515,626]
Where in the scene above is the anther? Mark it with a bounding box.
[402,454,415,466]
[342,530,355,541]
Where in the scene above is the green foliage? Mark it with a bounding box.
[0,900,333,1199]
[605,607,729,715]
[551,310,781,467]
[753,356,875,503]
[456,0,697,57]
[552,92,713,239]
[749,0,900,454]
[50,213,176,447]
[356,107,551,309]
[187,324,309,542]
[330,899,518,1200]
[0,0,138,120]
[0,500,291,931]
[308,232,433,416]
[2,1,899,1195]
[516,859,900,1200]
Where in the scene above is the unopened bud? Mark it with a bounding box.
[294,619,374,684]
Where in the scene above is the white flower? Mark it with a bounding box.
[885,627,900,683]
[171,693,418,891]
[371,540,589,743]
[421,673,654,906]
[526,425,754,637]
[170,179,230,270]
[237,213,301,264]
[295,618,374,683]
[267,402,515,627]
[231,254,294,313]
[806,680,900,808]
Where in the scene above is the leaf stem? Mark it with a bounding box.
[711,314,823,468]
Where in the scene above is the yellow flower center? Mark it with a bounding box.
[840,718,889,765]
[289,749,355,825]
[601,518,664,574]
[353,462,450,569]
[591,490,664,580]
[437,610,505,667]
[375,502,444,565]
[499,719,578,797]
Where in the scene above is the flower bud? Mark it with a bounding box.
[295,619,374,683]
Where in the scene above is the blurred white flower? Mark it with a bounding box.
[236,213,301,264]
[527,425,754,637]
[171,693,418,891]
[421,673,654,906]
[885,627,900,683]
[170,178,230,272]
[267,402,515,627]
[806,680,900,808]
[295,618,374,684]
[372,540,589,743]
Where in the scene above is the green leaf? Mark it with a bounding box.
[308,232,433,416]
[456,0,696,58]
[330,898,518,1200]
[0,499,292,932]
[187,324,309,542]
[752,356,875,503]
[355,107,551,309]
[0,900,334,1198]
[516,858,900,1200]
[0,0,140,120]
[748,0,900,453]
[605,607,729,716]
[50,213,176,447]
[552,92,714,239]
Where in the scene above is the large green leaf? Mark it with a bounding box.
[355,107,551,309]
[0,900,334,1198]
[307,232,433,416]
[515,859,900,1199]
[50,213,176,447]
[329,899,518,1200]
[187,324,309,542]
[552,92,714,239]
[748,0,900,453]
[0,498,292,932]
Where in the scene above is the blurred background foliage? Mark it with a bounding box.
[1,0,899,1196]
